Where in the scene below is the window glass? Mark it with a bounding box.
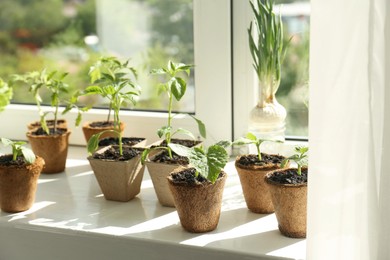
[0,0,195,113]
[276,0,310,137]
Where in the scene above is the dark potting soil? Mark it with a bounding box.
[30,119,66,127]
[32,127,67,136]
[0,155,28,167]
[267,168,308,185]
[170,167,223,185]
[157,139,201,148]
[92,146,141,161]
[151,150,189,165]
[98,137,145,147]
[89,121,115,128]
[237,153,285,167]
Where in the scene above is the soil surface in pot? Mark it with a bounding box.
[93,146,141,161]
[160,139,201,148]
[237,153,285,167]
[170,167,223,185]
[0,155,28,167]
[268,168,308,185]
[98,137,145,147]
[31,127,67,136]
[30,119,66,128]
[151,150,189,165]
[89,121,116,128]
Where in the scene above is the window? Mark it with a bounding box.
[0,0,232,146]
[0,0,195,113]
[233,0,309,140]
[0,0,308,144]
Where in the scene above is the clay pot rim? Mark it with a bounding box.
[167,167,227,187]
[235,154,285,171]
[26,128,71,138]
[82,120,125,130]
[87,145,144,163]
[0,156,44,169]
[264,167,308,188]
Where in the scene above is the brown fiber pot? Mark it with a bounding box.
[265,168,307,238]
[27,128,71,174]
[168,169,227,233]
[235,154,286,214]
[82,121,125,143]
[88,146,145,202]
[0,156,45,213]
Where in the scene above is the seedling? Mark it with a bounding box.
[233,132,280,161]
[169,141,230,184]
[281,146,308,175]
[0,78,13,112]
[1,138,36,164]
[148,60,206,158]
[11,69,70,134]
[85,56,141,156]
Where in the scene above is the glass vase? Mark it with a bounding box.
[248,81,287,141]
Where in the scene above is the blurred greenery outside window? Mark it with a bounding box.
[0,0,309,137]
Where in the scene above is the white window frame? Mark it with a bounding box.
[1,0,233,147]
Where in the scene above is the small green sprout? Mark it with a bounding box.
[281,146,308,175]
[1,138,36,164]
[150,60,206,158]
[169,141,231,184]
[233,132,280,161]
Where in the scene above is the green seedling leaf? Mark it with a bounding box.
[172,128,195,140]
[282,146,309,175]
[150,68,168,75]
[168,143,191,157]
[84,86,104,95]
[89,64,102,83]
[157,126,171,138]
[170,77,187,101]
[141,148,151,165]
[1,138,36,164]
[245,132,257,141]
[21,147,36,164]
[188,115,206,139]
[215,140,232,148]
[169,142,228,184]
[206,145,229,183]
[87,133,103,155]
[1,137,13,147]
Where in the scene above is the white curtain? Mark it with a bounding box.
[308,0,390,259]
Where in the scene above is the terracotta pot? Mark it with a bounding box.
[265,168,307,238]
[235,154,287,213]
[27,119,67,131]
[168,169,227,233]
[82,121,125,143]
[0,156,45,213]
[88,146,145,202]
[27,128,71,174]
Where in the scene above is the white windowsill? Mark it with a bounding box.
[0,145,306,260]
